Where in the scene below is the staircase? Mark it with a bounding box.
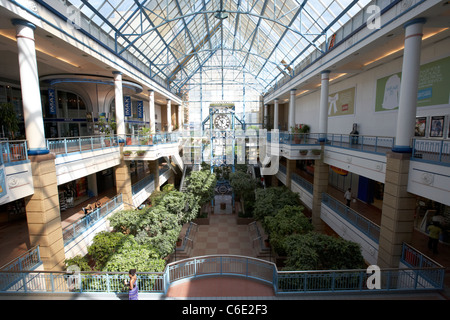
[248,221,272,261]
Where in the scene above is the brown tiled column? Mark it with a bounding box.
[311,146,328,232]
[285,159,296,189]
[25,154,65,271]
[115,147,133,209]
[150,160,160,191]
[377,152,415,268]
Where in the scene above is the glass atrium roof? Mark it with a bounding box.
[54,0,371,94]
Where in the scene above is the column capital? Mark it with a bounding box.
[403,17,426,29]
[290,88,297,93]
[11,19,36,30]
[274,98,279,102]
[321,70,331,75]
[112,71,122,75]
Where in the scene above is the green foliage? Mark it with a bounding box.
[185,170,217,205]
[101,235,165,273]
[108,209,144,235]
[264,205,313,256]
[253,187,300,226]
[229,171,256,197]
[283,233,366,271]
[64,255,91,271]
[87,231,128,270]
[0,103,19,139]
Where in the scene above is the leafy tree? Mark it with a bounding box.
[253,186,300,226]
[87,231,128,270]
[64,255,91,271]
[283,232,366,271]
[0,103,19,139]
[264,205,313,256]
[185,170,217,205]
[102,235,165,273]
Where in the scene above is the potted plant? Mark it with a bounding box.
[299,149,308,156]
[136,150,146,156]
[311,149,321,155]
[176,238,183,247]
[123,150,132,156]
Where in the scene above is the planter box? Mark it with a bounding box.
[193,214,210,225]
[237,216,255,225]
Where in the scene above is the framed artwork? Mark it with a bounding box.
[430,116,444,138]
[415,117,427,137]
[448,117,450,138]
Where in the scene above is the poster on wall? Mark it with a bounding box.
[328,87,355,117]
[137,101,144,119]
[375,56,450,112]
[415,117,427,137]
[430,116,444,138]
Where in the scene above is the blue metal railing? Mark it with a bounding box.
[0,246,41,272]
[321,193,380,243]
[131,174,155,195]
[1,140,28,164]
[412,138,450,165]
[62,194,123,245]
[291,172,314,194]
[124,132,180,146]
[47,135,119,155]
[325,133,394,155]
[0,253,444,295]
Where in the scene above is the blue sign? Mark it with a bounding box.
[137,101,143,119]
[124,96,132,117]
[48,88,56,115]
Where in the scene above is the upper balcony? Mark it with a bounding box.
[408,138,450,206]
[0,140,34,205]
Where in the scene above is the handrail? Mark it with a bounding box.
[0,254,445,295]
[411,138,450,165]
[0,140,28,164]
[321,193,380,243]
[62,194,123,245]
[0,246,40,272]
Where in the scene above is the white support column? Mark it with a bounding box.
[318,70,330,141]
[167,99,172,132]
[178,104,183,131]
[113,71,125,136]
[393,18,426,153]
[288,89,296,130]
[148,90,155,133]
[264,104,268,128]
[12,19,48,155]
[273,98,279,130]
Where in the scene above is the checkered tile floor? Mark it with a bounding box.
[191,213,255,257]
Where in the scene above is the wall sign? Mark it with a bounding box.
[124,96,132,117]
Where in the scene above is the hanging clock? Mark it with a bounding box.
[214,114,231,130]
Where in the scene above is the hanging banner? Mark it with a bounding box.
[331,165,348,176]
[137,101,144,119]
[48,88,56,115]
[375,56,450,112]
[328,87,355,117]
[124,96,132,117]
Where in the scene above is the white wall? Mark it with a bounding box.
[295,37,450,137]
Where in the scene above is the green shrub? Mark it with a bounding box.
[254,187,300,226]
[87,231,128,270]
[283,233,366,271]
[64,255,91,271]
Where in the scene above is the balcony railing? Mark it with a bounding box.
[326,133,394,155]
[321,193,380,243]
[124,133,180,146]
[412,138,450,165]
[62,194,123,245]
[0,246,41,272]
[47,135,119,155]
[0,254,444,295]
[1,140,28,164]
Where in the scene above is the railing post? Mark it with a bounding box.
[64,138,68,154]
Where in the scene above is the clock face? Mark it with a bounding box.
[214,114,231,130]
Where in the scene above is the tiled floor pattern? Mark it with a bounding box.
[189,214,256,258]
